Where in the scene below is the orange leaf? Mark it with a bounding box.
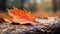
[7,7,35,24]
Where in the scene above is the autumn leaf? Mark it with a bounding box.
[7,7,35,24]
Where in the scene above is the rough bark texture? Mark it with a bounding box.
[0,18,60,34]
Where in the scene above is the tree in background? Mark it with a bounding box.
[53,0,57,12]
[0,0,6,11]
[20,0,24,9]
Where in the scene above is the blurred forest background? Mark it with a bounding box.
[0,0,60,19]
[0,0,60,12]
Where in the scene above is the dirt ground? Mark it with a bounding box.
[32,11,60,18]
[0,11,60,19]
